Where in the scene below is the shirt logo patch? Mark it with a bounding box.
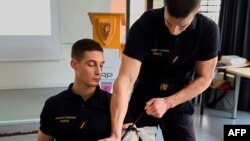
[55,116,76,123]
[151,49,170,56]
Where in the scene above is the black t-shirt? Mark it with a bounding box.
[39,84,111,141]
[124,7,220,84]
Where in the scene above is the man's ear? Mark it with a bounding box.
[71,59,78,69]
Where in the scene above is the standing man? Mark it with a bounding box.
[37,38,110,141]
[102,0,219,141]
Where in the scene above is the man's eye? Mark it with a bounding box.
[88,62,95,66]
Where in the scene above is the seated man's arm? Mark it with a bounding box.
[37,130,54,141]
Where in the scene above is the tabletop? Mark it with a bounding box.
[226,67,250,79]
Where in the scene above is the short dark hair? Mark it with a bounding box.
[164,0,200,18]
[71,38,103,61]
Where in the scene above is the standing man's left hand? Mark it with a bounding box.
[144,97,173,118]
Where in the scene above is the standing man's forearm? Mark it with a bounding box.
[168,58,218,108]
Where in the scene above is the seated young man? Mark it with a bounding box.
[37,38,138,141]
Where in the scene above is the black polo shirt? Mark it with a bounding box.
[39,83,111,141]
[124,7,220,84]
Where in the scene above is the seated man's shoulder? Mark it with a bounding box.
[100,90,112,99]
[45,89,68,104]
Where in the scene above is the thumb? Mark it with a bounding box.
[145,99,155,109]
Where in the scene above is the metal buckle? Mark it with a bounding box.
[160,83,168,91]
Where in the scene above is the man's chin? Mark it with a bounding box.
[89,82,99,87]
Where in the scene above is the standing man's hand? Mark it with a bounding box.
[98,135,120,141]
[144,97,173,118]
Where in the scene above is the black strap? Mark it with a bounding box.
[121,111,145,140]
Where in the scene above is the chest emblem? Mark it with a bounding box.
[55,116,76,123]
[151,49,169,56]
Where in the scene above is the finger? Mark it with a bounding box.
[146,99,166,118]
[145,100,157,115]
[145,98,155,109]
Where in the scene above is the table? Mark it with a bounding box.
[199,62,250,116]
[226,67,250,119]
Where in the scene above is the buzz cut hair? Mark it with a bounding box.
[164,0,200,18]
[71,38,103,61]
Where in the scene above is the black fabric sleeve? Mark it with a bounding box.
[39,99,56,136]
[197,20,220,61]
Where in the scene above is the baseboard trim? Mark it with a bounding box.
[0,119,39,137]
[0,119,39,126]
[0,130,38,137]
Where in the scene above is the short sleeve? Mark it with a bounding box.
[197,20,220,61]
[39,99,56,136]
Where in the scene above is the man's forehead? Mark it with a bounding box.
[82,51,104,62]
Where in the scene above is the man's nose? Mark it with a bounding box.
[169,26,181,35]
[95,66,102,75]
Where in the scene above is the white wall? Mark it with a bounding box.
[130,0,146,28]
[0,0,112,89]
[0,0,145,90]
[0,45,72,89]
